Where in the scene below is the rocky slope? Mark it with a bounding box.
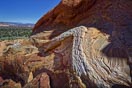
[0,0,132,88]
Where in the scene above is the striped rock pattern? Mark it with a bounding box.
[31,26,131,88]
[31,0,132,87]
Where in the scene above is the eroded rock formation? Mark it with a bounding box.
[31,26,131,88]
[0,0,132,88]
[31,0,132,87]
[32,0,132,40]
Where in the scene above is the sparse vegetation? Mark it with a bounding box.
[0,26,32,40]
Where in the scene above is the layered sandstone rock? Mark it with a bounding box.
[31,0,132,88]
[0,39,70,88]
[0,0,132,88]
[32,26,131,88]
[32,0,132,40]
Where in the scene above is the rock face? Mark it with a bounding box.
[31,0,132,88]
[0,0,132,88]
[32,0,132,39]
[32,26,131,88]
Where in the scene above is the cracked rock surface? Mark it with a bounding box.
[32,26,131,88]
[0,0,132,88]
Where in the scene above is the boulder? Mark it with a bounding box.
[24,73,50,88]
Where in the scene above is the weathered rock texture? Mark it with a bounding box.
[24,72,50,88]
[31,0,132,88]
[0,39,70,88]
[31,26,131,88]
[0,0,132,88]
[32,0,132,40]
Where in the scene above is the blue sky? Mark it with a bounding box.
[0,0,60,23]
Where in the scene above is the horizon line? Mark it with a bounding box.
[0,21,36,24]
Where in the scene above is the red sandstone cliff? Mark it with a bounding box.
[0,0,132,88]
[33,0,132,39]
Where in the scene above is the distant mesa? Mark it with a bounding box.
[0,24,9,27]
[0,22,34,28]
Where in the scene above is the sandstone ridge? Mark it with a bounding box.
[0,0,132,88]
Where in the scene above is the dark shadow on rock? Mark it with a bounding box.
[0,73,25,86]
[112,84,130,88]
[101,39,128,59]
[34,68,70,88]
